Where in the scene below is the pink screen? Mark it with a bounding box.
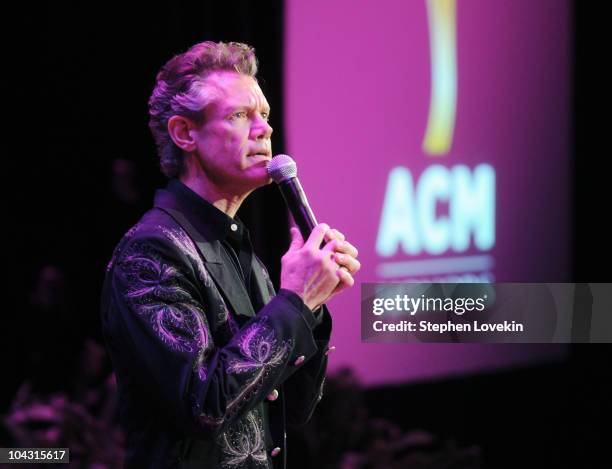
[285,0,570,385]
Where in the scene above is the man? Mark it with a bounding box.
[101,41,360,468]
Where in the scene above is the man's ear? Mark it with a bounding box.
[167,115,198,152]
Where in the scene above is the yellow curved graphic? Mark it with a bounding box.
[423,0,457,156]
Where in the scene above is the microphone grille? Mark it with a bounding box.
[267,154,297,183]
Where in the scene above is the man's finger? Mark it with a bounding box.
[336,267,354,287]
[324,239,358,258]
[324,228,345,242]
[334,253,361,274]
[288,227,304,250]
[304,223,330,251]
[321,239,344,255]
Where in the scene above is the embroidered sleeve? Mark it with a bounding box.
[105,230,320,438]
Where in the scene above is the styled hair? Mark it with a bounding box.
[148,41,258,178]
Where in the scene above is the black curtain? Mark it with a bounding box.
[572,0,611,282]
[4,0,288,408]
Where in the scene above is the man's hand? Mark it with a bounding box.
[280,223,360,311]
[322,228,360,299]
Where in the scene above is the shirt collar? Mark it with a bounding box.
[160,179,248,244]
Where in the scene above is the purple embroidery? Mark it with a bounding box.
[120,242,210,380]
[217,303,240,335]
[198,318,291,426]
[219,410,267,468]
[217,302,229,324]
[223,318,291,413]
[124,256,185,300]
[228,319,288,374]
[159,226,212,288]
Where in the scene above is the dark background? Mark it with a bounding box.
[2,1,610,467]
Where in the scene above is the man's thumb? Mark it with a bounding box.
[288,227,304,250]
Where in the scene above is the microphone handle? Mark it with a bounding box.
[278,177,318,240]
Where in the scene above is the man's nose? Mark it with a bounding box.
[253,116,273,140]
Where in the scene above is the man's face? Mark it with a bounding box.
[191,71,273,194]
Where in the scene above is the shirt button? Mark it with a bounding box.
[230,223,238,232]
[267,389,279,401]
[271,447,281,457]
[294,355,305,366]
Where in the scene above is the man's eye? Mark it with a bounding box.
[261,112,270,121]
[232,111,247,120]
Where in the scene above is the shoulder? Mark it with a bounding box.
[106,208,214,294]
[106,208,193,273]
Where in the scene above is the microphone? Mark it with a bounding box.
[267,154,318,240]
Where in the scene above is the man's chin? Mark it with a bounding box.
[241,168,273,193]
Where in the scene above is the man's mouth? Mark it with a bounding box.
[247,152,271,159]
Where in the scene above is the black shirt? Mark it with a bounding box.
[167,179,255,297]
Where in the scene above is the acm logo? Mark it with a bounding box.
[376,0,496,278]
